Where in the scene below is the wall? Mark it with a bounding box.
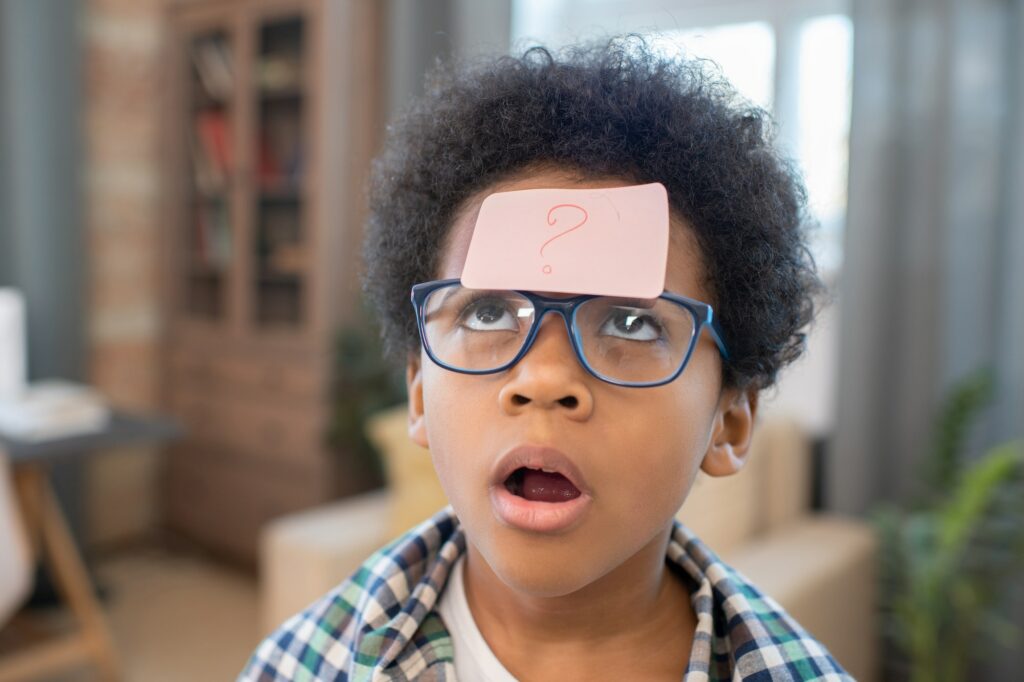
[82,0,167,548]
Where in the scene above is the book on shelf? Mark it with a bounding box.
[195,109,232,179]
[193,201,232,269]
[269,244,307,275]
[190,135,224,195]
[211,204,232,266]
[190,37,233,102]
[257,54,302,93]
[257,133,281,185]
[262,208,300,244]
[259,109,303,188]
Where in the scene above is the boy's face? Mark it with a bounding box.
[405,169,756,597]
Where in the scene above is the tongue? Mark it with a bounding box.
[520,469,581,502]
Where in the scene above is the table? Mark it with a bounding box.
[0,411,181,682]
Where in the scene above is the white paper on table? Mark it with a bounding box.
[0,449,32,626]
[0,380,110,442]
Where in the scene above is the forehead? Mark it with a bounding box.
[437,168,711,302]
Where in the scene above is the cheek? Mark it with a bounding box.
[599,384,714,514]
[420,366,459,487]
[420,363,493,503]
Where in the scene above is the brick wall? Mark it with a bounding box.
[82,0,168,548]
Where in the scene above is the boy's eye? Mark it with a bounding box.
[458,297,520,332]
[599,308,664,342]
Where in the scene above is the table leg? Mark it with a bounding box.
[0,467,121,682]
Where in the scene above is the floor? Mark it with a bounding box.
[0,546,261,681]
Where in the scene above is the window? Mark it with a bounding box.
[511,0,853,274]
[649,23,776,110]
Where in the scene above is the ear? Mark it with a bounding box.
[406,352,429,449]
[700,387,758,477]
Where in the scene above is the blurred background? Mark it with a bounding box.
[0,0,1021,680]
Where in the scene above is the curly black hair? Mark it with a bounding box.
[361,37,822,390]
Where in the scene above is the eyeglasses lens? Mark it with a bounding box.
[421,285,698,384]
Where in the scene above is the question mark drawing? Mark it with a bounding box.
[541,204,589,274]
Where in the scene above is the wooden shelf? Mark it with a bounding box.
[259,86,303,101]
[161,0,385,566]
[257,183,301,200]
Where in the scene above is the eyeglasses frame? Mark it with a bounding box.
[410,278,729,388]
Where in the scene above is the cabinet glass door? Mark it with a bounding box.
[251,14,307,330]
[184,28,235,321]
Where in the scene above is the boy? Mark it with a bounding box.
[241,38,850,681]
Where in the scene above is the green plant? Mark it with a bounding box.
[327,302,408,492]
[873,370,1024,682]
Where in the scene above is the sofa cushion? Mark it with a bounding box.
[260,489,392,633]
[749,417,813,533]
[722,515,878,682]
[676,417,811,554]
[365,405,448,539]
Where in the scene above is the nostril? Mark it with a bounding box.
[506,394,580,409]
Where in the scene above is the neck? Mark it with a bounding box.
[461,524,694,656]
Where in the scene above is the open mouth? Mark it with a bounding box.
[504,467,582,503]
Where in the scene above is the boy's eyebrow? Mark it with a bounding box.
[602,294,657,306]
[439,286,462,306]
[424,285,486,321]
[441,285,507,303]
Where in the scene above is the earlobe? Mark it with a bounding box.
[700,388,758,477]
[406,354,429,449]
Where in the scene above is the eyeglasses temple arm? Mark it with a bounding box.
[706,313,729,360]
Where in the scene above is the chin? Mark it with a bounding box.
[477,536,613,598]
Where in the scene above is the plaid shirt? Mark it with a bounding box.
[240,506,853,681]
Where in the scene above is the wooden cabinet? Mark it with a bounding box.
[160,0,383,565]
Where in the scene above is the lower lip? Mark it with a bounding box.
[490,483,592,533]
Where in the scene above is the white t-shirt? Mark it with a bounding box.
[435,554,520,682]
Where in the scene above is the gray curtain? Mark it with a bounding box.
[0,0,84,382]
[0,0,85,539]
[831,0,1024,675]
[832,0,1023,512]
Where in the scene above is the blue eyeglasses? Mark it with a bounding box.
[410,278,728,388]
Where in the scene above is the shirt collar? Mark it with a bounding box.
[361,506,723,676]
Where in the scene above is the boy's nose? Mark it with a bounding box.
[497,312,594,419]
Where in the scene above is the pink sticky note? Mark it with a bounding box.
[460,183,669,298]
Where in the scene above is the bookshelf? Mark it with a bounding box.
[161,0,382,565]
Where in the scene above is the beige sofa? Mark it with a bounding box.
[260,407,877,681]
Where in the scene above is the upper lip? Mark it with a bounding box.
[491,445,591,496]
